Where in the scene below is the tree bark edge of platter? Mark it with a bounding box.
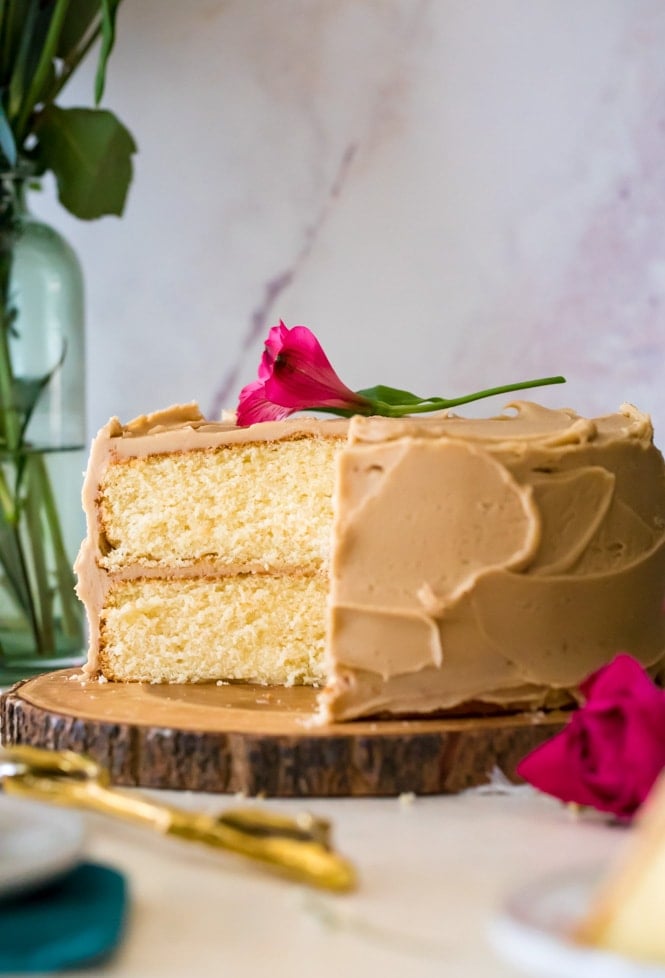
[0,671,567,797]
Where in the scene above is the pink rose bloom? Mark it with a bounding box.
[237,322,371,426]
[517,654,665,819]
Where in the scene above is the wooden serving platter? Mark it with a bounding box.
[1,670,568,797]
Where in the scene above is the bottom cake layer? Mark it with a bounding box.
[99,575,327,685]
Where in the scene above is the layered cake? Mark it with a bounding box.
[75,400,665,721]
[76,404,347,687]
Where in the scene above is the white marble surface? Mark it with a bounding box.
[27,0,665,439]
[52,784,629,978]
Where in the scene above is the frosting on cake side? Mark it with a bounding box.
[319,401,665,719]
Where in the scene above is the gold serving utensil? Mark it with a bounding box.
[0,745,356,893]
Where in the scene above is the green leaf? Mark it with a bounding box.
[0,0,34,89]
[0,517,35,619]
[95,0,122,104]
[356,384,428,406]
[34,105,136,219]
[0,0,14,82]
[57,0,101,59]
[0,102,16,165]
[14,342,67,443]
[13,0,69,140]
[7,0,39,121]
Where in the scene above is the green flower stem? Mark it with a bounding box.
[46,21,102,104]
[0,2,17,85]
[0,2,7,77]
[0,184,81,658]
[0,332,18,448]
[308,376,567,421]
[372,375,566,417]
[0,466,15,522]
[2,516,41,652]
[0,200,39,640]
[0,237,19,452]
[0,444,82,657]
[33,451,81,639]
[0,518,36,628]
[6,1,38,123]
[15,0,70,141]
[23,456,54,651]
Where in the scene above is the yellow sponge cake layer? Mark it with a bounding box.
[100,575,327,685]
[99,438,342,572]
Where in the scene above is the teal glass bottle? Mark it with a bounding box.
[0,198,86,682]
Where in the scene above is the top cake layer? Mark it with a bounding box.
[78,404,349,573]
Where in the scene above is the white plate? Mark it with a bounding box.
[0,794,85,899]
[490,865,665,978]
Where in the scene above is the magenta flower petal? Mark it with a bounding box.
[258,321,290,382]
[236,380,292,426]
[236,322,371,425]
[264,325,369,410]
[517,654,665,819]
[580,653,656,703]
[517,720,593,803]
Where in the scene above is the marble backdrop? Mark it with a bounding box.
[31,0,665,439]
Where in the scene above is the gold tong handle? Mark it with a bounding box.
[167,808,354,891]
[1,746,356,892]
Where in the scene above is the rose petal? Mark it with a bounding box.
[518,719,602,808]
[581,653,656,705]
[519,655,665,819]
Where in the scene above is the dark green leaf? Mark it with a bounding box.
[7,0,39,121]
[57,0,100,59]
[95,0,121,104]
[14,343,67,443]
[34,105,136,219]
[14,0,71,140]
[0,103,16,165]
[356,384,428,406]
[0,0,33,90]
[0,517,35,618]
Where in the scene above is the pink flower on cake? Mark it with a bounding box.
[234,381,292,424]
[235,321,567,426]
[517,654,665,819]
[236,322,371,426]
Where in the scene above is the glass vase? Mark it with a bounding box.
[0,201,86,683]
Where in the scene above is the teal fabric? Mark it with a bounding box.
[0,862,128,973]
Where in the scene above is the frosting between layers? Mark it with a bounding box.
[319,401,665,719]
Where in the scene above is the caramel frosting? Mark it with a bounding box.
[319,401,665,720]
[75,400,665,723]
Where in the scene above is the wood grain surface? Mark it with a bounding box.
[0,670,568,796]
